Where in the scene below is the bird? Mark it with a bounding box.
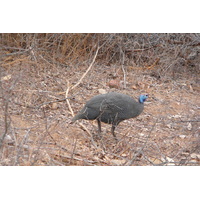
[72,92,148,139]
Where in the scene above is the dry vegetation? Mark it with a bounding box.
[0,33,199,166]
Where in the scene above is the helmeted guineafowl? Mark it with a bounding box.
[72,92,148,139]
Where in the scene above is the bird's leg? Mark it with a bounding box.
[111,124,118,141]
[97,119,102,133]
[92,119,102,140]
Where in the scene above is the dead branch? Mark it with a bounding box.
[36,97,74,109]
[71,46,99,90]
[65,48,100,137]
[120,49,126,88]
[0,49,30,58]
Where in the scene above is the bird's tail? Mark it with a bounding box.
[71,114,80,123]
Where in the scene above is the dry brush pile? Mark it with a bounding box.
[0,33,199,165]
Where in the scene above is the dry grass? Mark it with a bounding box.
[0,33,199,165]
[1,33,200,76]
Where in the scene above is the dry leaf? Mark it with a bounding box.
[98,89,107,94]
[179,135,186,139]
[161,156,175,165]
[111,159,126,165]
[149,158,163,165]
[187,123,192,131]
[107,79,120,88]
[190,159,198,163]
[1,74,12,81]
[51,102,58,110]
[166,156,174,162]
[132,85,137,90]
[4,135,13,144]
[167,163,176,166]
[22,145,29,149]
[190,153,200,159]
[189,85,194,92]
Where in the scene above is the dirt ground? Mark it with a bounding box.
[0,60,199,166]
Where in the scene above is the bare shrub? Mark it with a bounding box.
[1,33,199,78]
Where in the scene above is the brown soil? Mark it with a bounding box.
[0,60,199,166]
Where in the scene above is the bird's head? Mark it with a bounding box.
[139,94,148,103]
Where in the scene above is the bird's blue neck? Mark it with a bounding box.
[139,96,144,104]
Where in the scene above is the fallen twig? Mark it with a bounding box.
[65,81,74,116]
[176,120,200,123]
